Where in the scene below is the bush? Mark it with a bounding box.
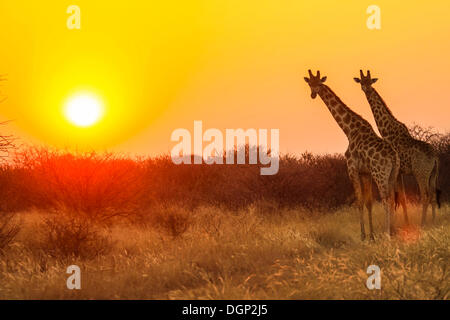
[10,147,146,219]
[150,206,191,238]
[0,127,446,217]
[38,214,113,259]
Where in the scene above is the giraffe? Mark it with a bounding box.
[304,70,400,240]
[354,70,440,226]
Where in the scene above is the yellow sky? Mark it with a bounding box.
[0,1,449,155]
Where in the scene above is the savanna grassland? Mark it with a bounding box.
[0,205,449,299]
[0,126,449,300]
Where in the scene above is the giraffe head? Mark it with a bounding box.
[354,70,378,93]
[304,70,327,99]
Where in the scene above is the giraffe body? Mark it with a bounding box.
[354,71,440,226]
[305,71,399,239]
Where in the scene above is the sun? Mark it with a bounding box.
[64,93,104,127]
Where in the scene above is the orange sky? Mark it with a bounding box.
[0,1,449,156]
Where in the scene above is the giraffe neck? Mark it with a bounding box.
[318,84,374,139]
[364,87,411,140]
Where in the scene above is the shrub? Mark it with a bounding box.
[10,148,147,219]
[150,206,191,238]
[0,127,446,217]
[38,214,113,259]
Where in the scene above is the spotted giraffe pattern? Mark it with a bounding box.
[354,70,439,226]
[304,70,399,239]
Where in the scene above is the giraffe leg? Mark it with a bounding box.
[348,169,365,241]
[382,199,392,237]
[429,163,439,223]
[397,175,409,225]
[431,202,436,222]
[421,200,429,227]
[361,174,375,240]
[420,190,429,227]
[384,190,395,237]
[373,172,395,238]
[416,175,430,227]
[412,155,437,227]
[427,185,437,224]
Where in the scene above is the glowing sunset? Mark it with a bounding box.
[0,0,448,306]
[0,1,449,153]
[64,93,103,127]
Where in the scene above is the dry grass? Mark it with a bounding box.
[0,212,20,252]
[0,204,448,299]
